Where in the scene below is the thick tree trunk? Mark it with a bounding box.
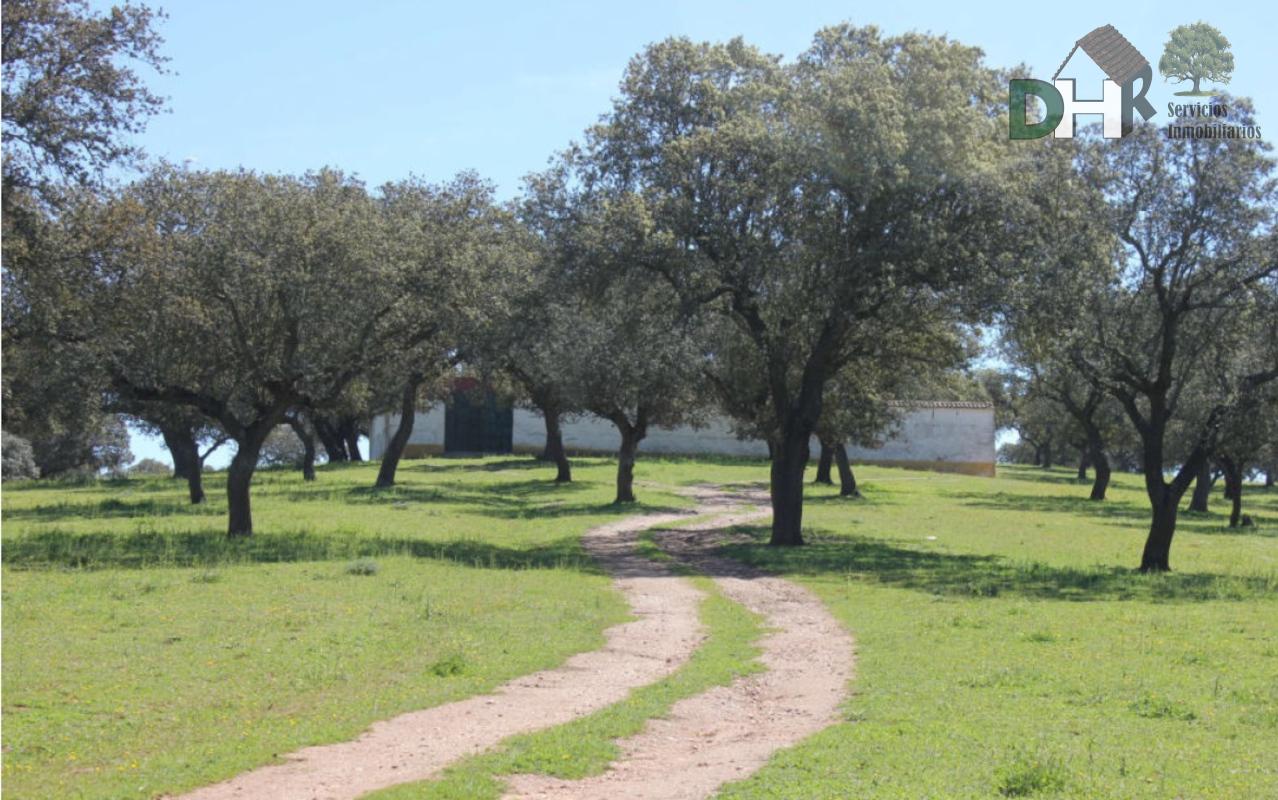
[1221,456,1244,528]
[541,407,572,483]
[814,438,834,485]
[1140,488,1180,572]
[162,426,196,480]
[160,424,205,504]
[1077,452,1089,480]
[1189,461,1214,512]
[769,431,809,546]
[833,442,861,498]
[226,426,272,538]
[1041,442,1053,469]
[376,377,420,488]
[615,428,641,504]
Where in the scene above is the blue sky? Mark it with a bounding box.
[115,0,1277,465]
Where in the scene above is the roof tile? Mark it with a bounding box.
[1076,24,1149,86]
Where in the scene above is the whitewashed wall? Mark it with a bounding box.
[369,403,995,476]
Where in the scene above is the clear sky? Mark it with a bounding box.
[113,0,1277,465]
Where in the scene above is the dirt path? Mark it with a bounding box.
[168,487,855,800]
[167,508,710,800]
[502,486,855,800]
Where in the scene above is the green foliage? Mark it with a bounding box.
[343,557,380,576]
[575,26,1026,543]
[129,457,172,476]
[1,0,168,203]
[2,429,39,480]
[995,749,1070,797]
[258,426,308,469]
[1158,20,1234,92]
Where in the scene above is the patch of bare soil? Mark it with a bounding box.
[166,505,719,800]
[502,485,855,800]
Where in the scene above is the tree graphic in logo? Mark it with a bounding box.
[1158,20,1234,96]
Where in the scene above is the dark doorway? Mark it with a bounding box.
[444,388,513,455]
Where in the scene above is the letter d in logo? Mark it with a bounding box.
[1009,80,1064,139]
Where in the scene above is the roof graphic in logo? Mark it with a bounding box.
[1053,25,1150,84]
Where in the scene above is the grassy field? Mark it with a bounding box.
[3,456,1276,799]
[0,457,730,799]
[714,468,1278,799]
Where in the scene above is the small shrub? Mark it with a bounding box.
[1129,692,1197,721]
[996,751,1069,797]
[345,558,380,576]
[430,653,468,677]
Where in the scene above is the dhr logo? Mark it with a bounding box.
[1010,25,1157,139]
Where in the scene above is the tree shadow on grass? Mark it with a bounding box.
[402,458,555,473]
[946,491,1151,522]
[1,528,605,574]
[996,468,1105,487]
[716,526,1278,603]
[344,479,674,520]
[2,496,227,522]
[948,491,1274,538]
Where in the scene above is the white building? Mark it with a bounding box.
[368,399,996,477]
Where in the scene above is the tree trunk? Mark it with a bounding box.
[1189,461,1214,512]
[769,430,809,546]
[160,424,205,504]
[814,438,834,485]
[226,426,272,538]
[541,408,572,483]
[375,377,421,488]
[834,442,861,498]
[1077,452,1089,480]
[615,427,641,504]
[1041,442,1053,469]
[1089,448,1111,501]
[185,461,207,505]
[345,428,362,462]
[1140,487,1180,572]
[314,420,348,462]
[1221,456,1244,528]
[1192,74,1201,93]
[288,419,317,482]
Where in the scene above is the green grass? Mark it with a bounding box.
[711,467,1278,799]
[4,458,1277,799]
[362,577,765,800]
[0,456,763,800]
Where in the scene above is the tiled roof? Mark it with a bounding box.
[1076,25,1149,86]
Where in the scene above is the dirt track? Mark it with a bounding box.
[167,487,854,800]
